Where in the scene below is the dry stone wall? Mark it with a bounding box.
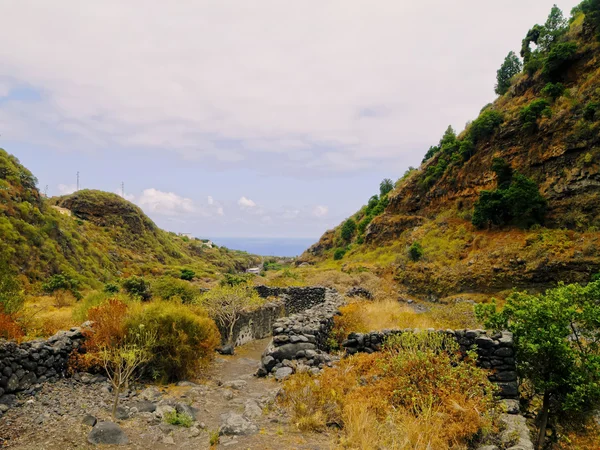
[342,328,518,399]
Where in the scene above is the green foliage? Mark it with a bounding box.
[103,282,120,294]
[263,260,284,271]
[333,248,346,260]
[520,99,551,131]
[152,276,197,303]
[219,273,252,287]
[472,160,546,229]
[180,268,195,281]
[341,218,357,242]
[468,110,504,143]
[42,273,82,300]
[358,216,372,234]
[164,411,194,427]
[122,276,152,301]
[475,282,600,446]
[579,0,600,40]
[408,242,423,261]
[539,5,568,52]
[543,41,578,80]
[379,178,394,197]
[592,272,600,282]
[583,101,599,121]
[0,259,24,314]
[495,51,523,95]
[541,82,565,100]
[125,302,219,382]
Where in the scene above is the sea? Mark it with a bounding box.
[210,237,316,257]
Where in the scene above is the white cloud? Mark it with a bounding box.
[281,209,300,220]
[207,196,214,205]
[138,188,195,216]
[312,205,329,217]
[57,184,76,195]
[0,0,582,175]
[238,196,256,208]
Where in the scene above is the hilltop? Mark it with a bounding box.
[0,149,259,290]
[301,4,600,297]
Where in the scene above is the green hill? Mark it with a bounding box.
[0,149,259,291]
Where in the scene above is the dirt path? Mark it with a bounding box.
[0,338,333,450]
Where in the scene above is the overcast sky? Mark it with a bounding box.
[0,0,581,239]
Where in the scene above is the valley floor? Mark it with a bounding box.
[0,338,332,449]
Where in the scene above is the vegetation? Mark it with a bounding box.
[408,242,423,261]
[280,332,497,448]
[0,259,24,314]
[151,276,197,303]
[180,268,195,281]
[122,276,152,301]
[42,273,82,306]
[520,99,551,132]
[164,410,194,428]
[495,51,523,95]
[340,218,357,242]
[333,248,346,260]
[476,281,600,449]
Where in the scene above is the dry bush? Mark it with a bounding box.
[87,298,129,347]
[0,308,24,341]
[280,332,498,449]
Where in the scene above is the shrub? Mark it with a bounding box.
[341,218,357,242]
[103,282,120,294]
[0,309,24,341]
[541,82,565,100]
[87,299,129,348]
[164,411,194,427]
[543,41,578,80]
[122,276,151,301]
[42,273,82,305]
[219,273,252,287]
[408,242,423,261]
[520,99,551,131]
[583,101,599,121]
[333,248,346,260]
[469,109,504,143]
[357,216,372,234]
[0,259,24,314]
[125,302,220,382]
[197,285,263,345]
[180,268,195,281]
[152,276,197,303]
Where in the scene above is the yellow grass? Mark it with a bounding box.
[19,295,78,339]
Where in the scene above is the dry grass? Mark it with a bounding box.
[280,332,499,449]
[18,295,78,339]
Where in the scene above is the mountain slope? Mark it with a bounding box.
[0,149,259,290]
[302,4,600,297]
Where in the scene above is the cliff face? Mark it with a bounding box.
[302,9,600,295]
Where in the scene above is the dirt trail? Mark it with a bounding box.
[1,338,332,450]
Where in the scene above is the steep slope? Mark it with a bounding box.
[302,4,600,297]
[0,149,259,290]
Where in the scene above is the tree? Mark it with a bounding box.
[42,273,82,306]
[491,157,513,189]
[180,268,195,281]
[100,326,156,419]
[122,276,152,301]
[198,285,263,345]
[379,179,394,197]
[542,42,578,81]
[0,259,24,314]
[495,51,523,95]
[341,218,357,241]
[408,242,423,261]
[538,5,568,52]
[103,282,120,294]
[475,281,600,450]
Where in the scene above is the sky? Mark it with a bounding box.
[0,0,581,240]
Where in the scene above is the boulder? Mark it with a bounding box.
[87,421,129,445]
[274,367,293,381]
[219,412,258,436]
[82,414,98,427]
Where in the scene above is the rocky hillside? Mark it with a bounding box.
[302,3,600,297]
[0,149,259,290]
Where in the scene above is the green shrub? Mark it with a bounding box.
[333,248,346,260]
[408,242,424,261]
[591,272,600,282]
[122,276,152,301]
[42,273,82,301]
[341,219,357,241]
[468,110,504,142]
[543,41,578,80]
[104,282,120,294]
[152,276,197,303]
[220,273,252,287]
[0,260,24,314]
[583,101,599,121]
[180,268,195,281]
[541,82,565,100]
[520,99,551,131]
[125,302,220,382]
[358,216,372,234]
[164,411,194,427]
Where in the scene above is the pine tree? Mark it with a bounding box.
[495,51,522,95]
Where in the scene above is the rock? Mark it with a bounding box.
[274,367,293,381]
[502,399,520,415]
[6,375,19,392]
[162,435,175,445]
[189,426,201,437]
[82,414,98,427]
[475,336,495,349]
[175,403,197,421]
[501,414,534,450]
[497,382,519,398]
[346,287,373,299]
[87,421,129,445]
[139,386,161,401]
[0,394,16,406]
[223,390,234,401]
[219,412,258,436]
[261,356,276,372]
[224,380,247,390]
[476,446,500,450]
[271,343,316,361]
[243,399,262,419]
[115,406,129,420]
[155,404,176,419]
[176,381,199,387]
[132,400,156,413]
[218,345,235,355]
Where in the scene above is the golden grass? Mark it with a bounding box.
[19,295,78,339]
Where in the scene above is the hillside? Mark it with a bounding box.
[0,149,259,290]
[301,4,600,297]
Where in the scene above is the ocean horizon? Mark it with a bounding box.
[210,237,316,257]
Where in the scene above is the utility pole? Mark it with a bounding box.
[121,182,125,198]
[44,185,48,197]
[77,172,80,191]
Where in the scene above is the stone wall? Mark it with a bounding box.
[257,288,344,377]
[342,329,518,399]
[254,286,329,314]
[219,301,286,347]
[0,326,87,400]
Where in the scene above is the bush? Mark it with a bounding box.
[219,273,252,287]
[541,82,565,100]
[520,99,551,131]
[408,242,424,261]
[333,248,346,260]
[0,259,24,314]
[125,302,220,382]
[42,273,82,304]
[341,219,357,242]
[180,268,195,281]
[469,109,504,142]
[583,101,599,121]
[122,276,151,301]
[543,41,578,80]
[73,291,127,323]
[0,310,24,341]
[152,276,197,303]
[104,282,120,294]
[87,298,129,348]
[164,410,194,427]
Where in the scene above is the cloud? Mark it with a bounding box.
[312,205,329,217]
[238,196,257,208]
[138,188,195,216]
[57,184,76,195]
[207,196,214,205]
[0,0,582,175]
